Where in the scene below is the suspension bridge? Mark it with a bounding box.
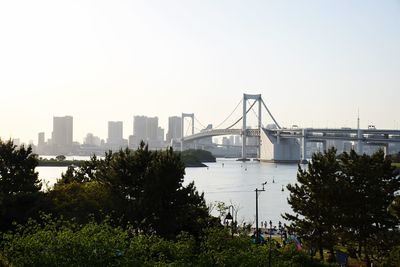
[178,93,400,162]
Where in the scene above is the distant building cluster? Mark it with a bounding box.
[34,115,188,156]
[19,115,400,158]
[30,114,253,157]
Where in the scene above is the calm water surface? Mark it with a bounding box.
[37,158,300,226]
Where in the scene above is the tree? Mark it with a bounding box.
[0,139,42,231]
[389,195,400,220]
[339,150,400,263]
[52,142,211,238]
[55,155,66,161]
[47,181,117,224]
[98,144,210,238]
[285,148,400,264]
[283,148,344,260]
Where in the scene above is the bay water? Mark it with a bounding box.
[37,157,300,226]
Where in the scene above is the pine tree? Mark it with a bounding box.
[340,150,400,263]
[0,139,41,231]
[283,148,342,260]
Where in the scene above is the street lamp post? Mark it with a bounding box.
[255,181,267,244]
[269,220,272,267]
[224,205,235,237]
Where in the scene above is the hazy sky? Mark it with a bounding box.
[1,0,399,144]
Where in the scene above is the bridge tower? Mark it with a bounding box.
[181,113,194,151]
[241,94,262,160]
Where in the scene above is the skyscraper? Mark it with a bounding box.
[52,116,73,154]
[133,116,147,144]
[133,115,164,149]
[166,116,182,143]
[107,121,123,145]
[146,117,158,141]
[38,132,45,146]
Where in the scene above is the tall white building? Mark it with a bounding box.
[133,116,147,145]
[38,132,45,146]
[52,116,73,154]
[133,116,164,149]
[107,121,123,145]
[84,133,101,147]
[166,116,182,143]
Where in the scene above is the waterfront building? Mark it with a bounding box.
[52,116,73,154]
[107,121,124,149]
[133,115,164,149]
[84,133,102,147]
[166,116,182,143]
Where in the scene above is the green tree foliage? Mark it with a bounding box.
[181,149,216,163]
[285,149,400,264]
[0,139,42,231]
[180,149,216,167]
[339,150,400,263]
[1,216,330,267]
[47,181,117,224]
[389,195,400,220]
[55,155,66,161]
[283,148,341,259]
[51,143,210,238]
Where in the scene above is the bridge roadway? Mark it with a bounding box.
[265,128,400,144]
[182,127,400,144]
[182,128,260,142]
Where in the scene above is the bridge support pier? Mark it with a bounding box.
[384,134,390,156]
[357,129,363,155]
[301,129,307,163]
[322,140,327,152]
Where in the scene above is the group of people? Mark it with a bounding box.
[251,221,302,250]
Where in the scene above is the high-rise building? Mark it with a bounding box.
[84,133,101,147]
[166,116,182,143]
[146,117,158,141]
[128,135,136,149]
[12,138,20,147]
[38,132,45,146]
[133,116,147,144]
[52,116,73,154]
[36,132,46,154]
[107,121,123,145]
[133,115,164,149]
[157,127,164,142]
[234,135,242,146]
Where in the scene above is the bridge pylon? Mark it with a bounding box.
[181,113,194,151]
[241,94,262,160]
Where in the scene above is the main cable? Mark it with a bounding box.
[214,98,243,129]
[226,100,258,129]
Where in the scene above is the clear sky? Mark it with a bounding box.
[1,0,399,144]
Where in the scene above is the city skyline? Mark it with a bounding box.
[1,1,399,143]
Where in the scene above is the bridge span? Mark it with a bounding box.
[180,93,400,162]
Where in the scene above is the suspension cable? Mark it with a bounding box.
[250,101,265,128]
[226,100,258,129]
[194,116,207,129]
[261,99,281,129]
[214,98,243,129]
[184,118,192,136]
[193,126,203,132]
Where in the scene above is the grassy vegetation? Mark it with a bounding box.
[392,162,400,168]
[179,149,216,167]
[38,158,84,167]
[38,149,216,168]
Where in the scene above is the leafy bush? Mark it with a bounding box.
[1,217,334,267]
